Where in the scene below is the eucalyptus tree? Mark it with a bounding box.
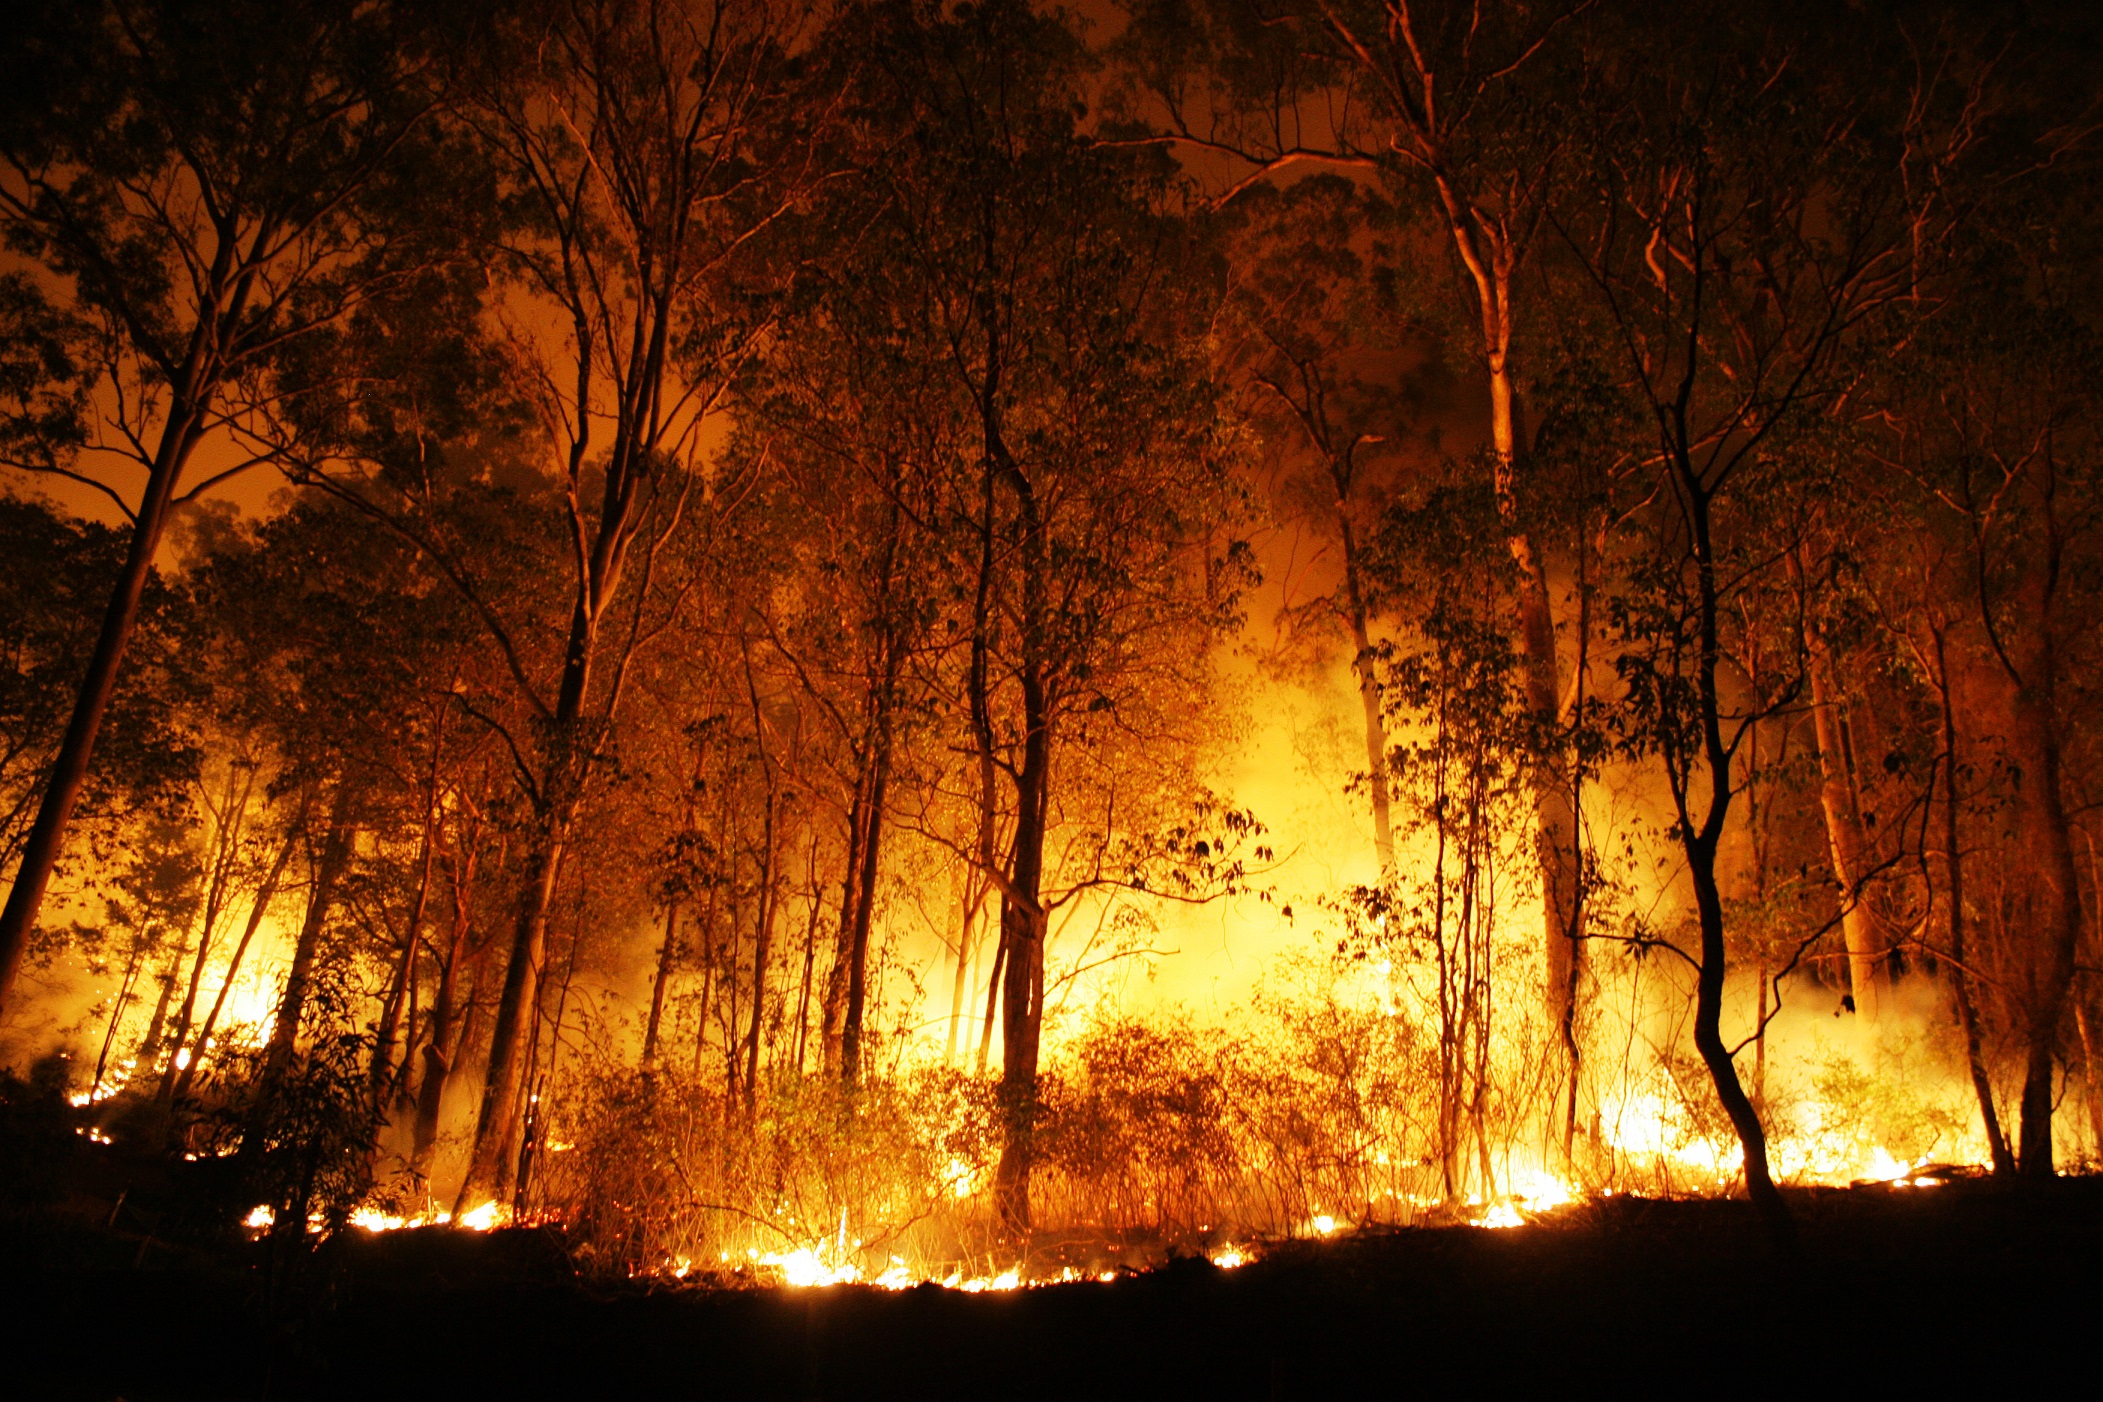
[1567,2,1913,1239]
[274,0,828,1211]
[1220,176,1413,878]
[1115,0,1597,1036]
[818,0,1255,1234]
[0,498,195,909]
[0,0,458,1012]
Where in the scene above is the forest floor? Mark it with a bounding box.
[6,1175,2100,1400]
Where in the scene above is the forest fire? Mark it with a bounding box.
[1,1,2100,1395]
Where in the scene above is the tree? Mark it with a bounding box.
[0,0,456,1011]
[1572,0,1910,1240]
[1115,0,1595,1041]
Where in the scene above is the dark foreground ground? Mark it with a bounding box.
[6,1178,2100,1400]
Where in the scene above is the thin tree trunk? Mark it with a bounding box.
[839,729,891,1088]
[262,798,355,1078]
[1801,594,1884,1022]
[1337,512,1394,876]
[1682,474,1791,1249]
[991,440,1051,1238]
[1934,626,2013,1176]
[170,814,303,1105]
[794,834,819,1077]
[641,899,680,1067]
[133,949,182,1076]
[743,636,780,1114]
[745,847,775,1117]
[373,713,450,1101]
[820,778,867,1072]
[412,828,480,1172]
[93,938,149,1104]
[947,865,987,1065]
[156,762,255,1104]
[692,876,722,1081]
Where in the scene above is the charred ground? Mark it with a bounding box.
[8,1174,2099,1399]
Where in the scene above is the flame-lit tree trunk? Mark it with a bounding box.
[989,434,1053,1237]
[260,793,356,1082]
[833,501,908,1089]
[412,797,483,1171]
[1796,566,1885,1022]
[1993,569,2082,1178]
[1339,515,1397,876]
[641,899,681,1068]
[370,704,451,1107]
[741,639,780,1115]
[1927,623,2015,1177]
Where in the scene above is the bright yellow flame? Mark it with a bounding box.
[456,1202,509,1232]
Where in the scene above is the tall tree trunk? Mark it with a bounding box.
[794,835,819,1077]
[1336,511,1394,876]
[839,721,892,1088]
[742,636,780,1113]
[820,779,867,1072]
[1934,627,2013,1176]
[2005,645,2080,1178]
[1439,205,1581,1052]
[372,711,450,1101]
[1682,479,1792,1249]
[641,899,680,1067]
[456,823,566,1211]
[412,829,480,1172]
[745,846,775,1117]
[261,798,355,1078]
[1803,608,1884,1021]
[990,440,1051,1239]
[692,877,722,1081]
